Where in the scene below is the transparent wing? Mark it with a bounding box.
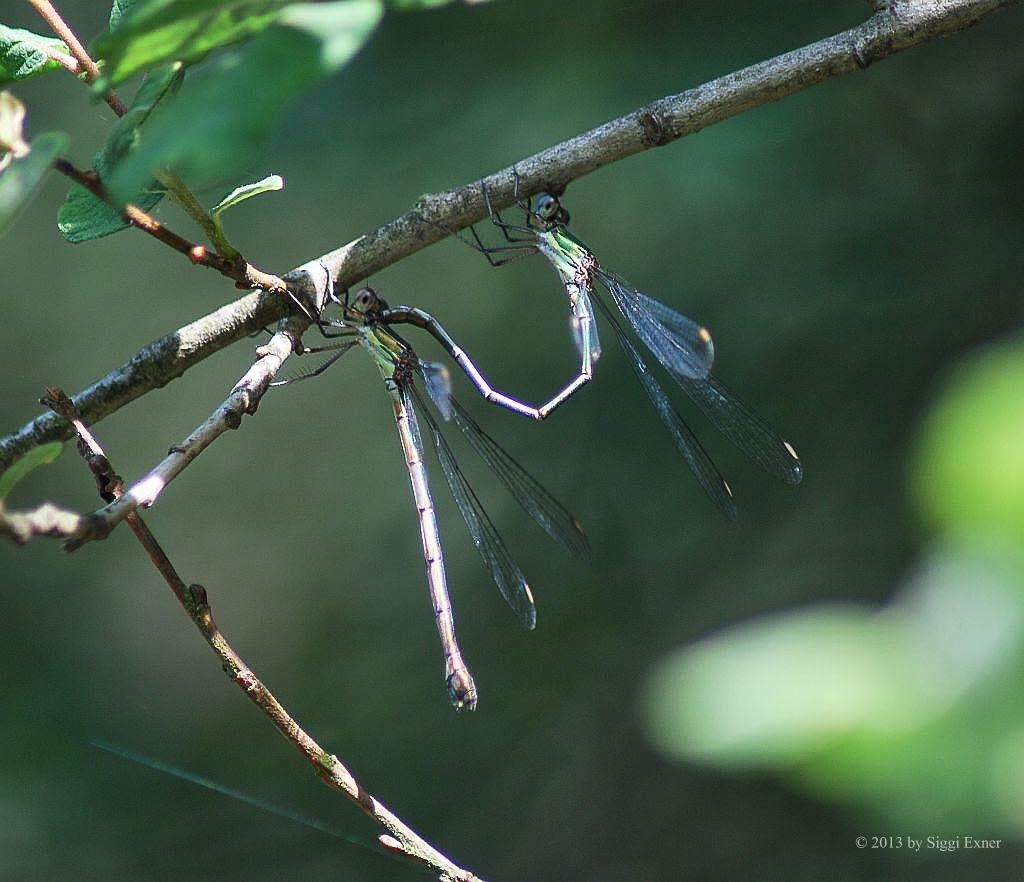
[418,359,454,421]
[448,395,591,561]
[596,268,714,381]
[412,387,537,630]
[594,295,737,521]
[678,376,804,485]
[568,284,602,365]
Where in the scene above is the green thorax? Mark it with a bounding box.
[359,323,405,380]
[535,226,594,285]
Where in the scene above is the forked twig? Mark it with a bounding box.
[40,387,485,882]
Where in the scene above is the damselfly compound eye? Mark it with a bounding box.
[535,194,560,220]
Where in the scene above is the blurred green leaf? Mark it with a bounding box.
[58,64,183,243]
[0,25,71,84]
[643,607,925,767]
[0,442,65,498]
[211,173,283,216]
[0,130,68,236]
[109,0,140,30]
[914,337,1024,544]
[643,543,1024,827]
[94,0,291,87]
[107,1,382,201]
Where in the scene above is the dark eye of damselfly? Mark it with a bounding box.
[535,193,561,221]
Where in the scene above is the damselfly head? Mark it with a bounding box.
[533,192,570,227]
[348,286,388,318]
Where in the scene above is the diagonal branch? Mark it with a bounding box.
[52,158,288,290]
[1,0,1018,475]
[62,313,312,551]
[44,388,484,882]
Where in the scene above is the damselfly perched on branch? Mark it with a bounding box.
[422,180,802,521]
[278,286,589,710]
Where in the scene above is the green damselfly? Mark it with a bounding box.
[429,181,803,520]
[283,286,589,709]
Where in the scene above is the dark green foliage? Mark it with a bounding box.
[0,25,71,84]
[105,2,381,201]
[58,63,183,242]
[93,0,291,87]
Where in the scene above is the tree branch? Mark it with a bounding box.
[43,389,483,882]
[52,158,288,291]
[2,0,1017,474]
[27,0,127,115]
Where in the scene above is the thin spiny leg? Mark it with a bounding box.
[510,166,533,214]
[482,179,533,242]
[301,334,356,355]
[269,342,356,387]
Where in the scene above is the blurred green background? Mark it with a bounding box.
[4,1,1024,879]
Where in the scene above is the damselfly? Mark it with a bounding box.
[284,287,589,709]
[428,182,802,520]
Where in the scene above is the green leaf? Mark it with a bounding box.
[108,1,382,201]
[914,337,1024,545]
[58,64,183,243]
[109,0,140,30]
[212,173,283,216]
[0,442,65,499]
[94,0,292,87]
[0,130,69,236]
[0,25,72,84]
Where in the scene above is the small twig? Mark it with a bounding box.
[42,389,482,882]
[52,158,287,293]
[64,314,311,551]
[155,171,242,259]
[40,43,80,75]
[27,0,127,116]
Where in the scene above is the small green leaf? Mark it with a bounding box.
[0,25,72,84]
[94,0,292,88]
[108,1,382,200]
[109,0,140,30]
[0,442,65,499]
[1,130,69,236]
[212,174,283,216]
[58,64,182,243]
